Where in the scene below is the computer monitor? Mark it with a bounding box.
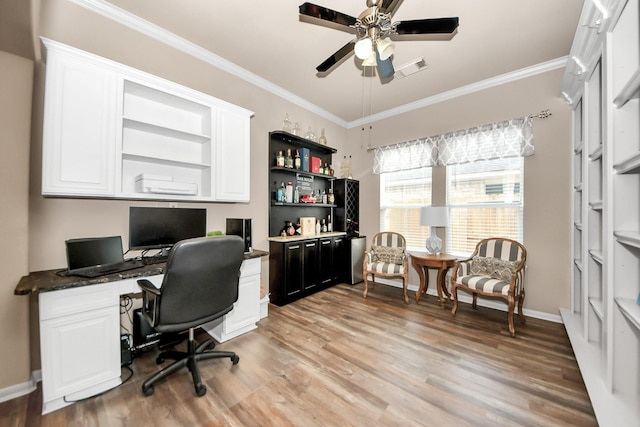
[128,207,207,251]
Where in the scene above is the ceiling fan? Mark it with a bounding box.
[299,0,459,78]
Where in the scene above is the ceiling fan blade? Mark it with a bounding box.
[395,17,459,35]
[380,0,404,16]
[299,2,357,28]
[316,40,356,73]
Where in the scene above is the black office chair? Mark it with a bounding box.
[137,235,245,397]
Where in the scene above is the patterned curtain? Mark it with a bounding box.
[373,116,534,174]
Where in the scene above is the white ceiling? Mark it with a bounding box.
[2,0,584,125]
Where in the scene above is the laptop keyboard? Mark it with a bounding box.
[71,260,145,278]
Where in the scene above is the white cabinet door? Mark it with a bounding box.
[214,108,251,202]
[42,48,117,196]
[39,284,121,414]
[201,257,261,342]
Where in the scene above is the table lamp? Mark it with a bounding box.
[420,206,449,254]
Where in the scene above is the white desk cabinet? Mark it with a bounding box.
[35,255,264,414]
[202,257,261,342]
[41,38,253,202]
[39,283,122,415]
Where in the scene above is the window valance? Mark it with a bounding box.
[373,116,535,174]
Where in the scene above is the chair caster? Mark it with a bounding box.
[231,354,239,364]
[155,356,164,364]
[196,384,207,397]
[142,384,154,396]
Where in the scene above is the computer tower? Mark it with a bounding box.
[226,218,252,253]
[334,178,359,237]
[133,308,161,349]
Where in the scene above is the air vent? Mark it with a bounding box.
[394,58,428,79]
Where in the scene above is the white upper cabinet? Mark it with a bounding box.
[42,47,117,196]
[41,38,253,202]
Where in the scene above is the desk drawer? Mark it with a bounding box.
[40,283,119,320]
[241,257,260,277]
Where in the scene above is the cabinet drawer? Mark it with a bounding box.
[240,257,260,277]
[40,283,119,321]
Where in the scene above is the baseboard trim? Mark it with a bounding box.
[373,278,563,323]
[0,370,40,404]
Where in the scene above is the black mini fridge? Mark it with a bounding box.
[334,178,364,284]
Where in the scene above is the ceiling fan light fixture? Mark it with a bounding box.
[375,49,395,78]
[362,50,377,67]
[354,38,373,60]
[376,37,394,60]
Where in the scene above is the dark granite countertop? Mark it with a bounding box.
[15,249,268,295]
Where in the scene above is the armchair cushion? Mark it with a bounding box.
[458,275,511,296]
[469,256,519,281]
[371,246,405,264]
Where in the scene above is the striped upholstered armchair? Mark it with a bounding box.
[451,237,527,337]
[362,232,409,304]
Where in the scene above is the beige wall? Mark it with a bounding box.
[347,69,572,315]
[0,51,33,389]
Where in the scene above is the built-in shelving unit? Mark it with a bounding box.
[561,1,640,426]
[41,38,252,203]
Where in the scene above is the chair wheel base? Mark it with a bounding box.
[231,354,240,364]
[196,384,206,396]
[142,384,154,396]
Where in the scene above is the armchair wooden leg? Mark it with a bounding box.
[403,273,409,304]
[517,290,526,324]
[508,296,516,337]
[451,284,458,316]
[472,294,477,309]
[363,275,369,299]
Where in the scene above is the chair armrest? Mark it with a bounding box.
[138,279,161,327]
[454,257,473,278]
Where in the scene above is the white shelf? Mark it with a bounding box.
[589,145,603,161]
[615,298,640,331]
[575,222,583,231]
[613,151,640,174]
[122,152,210,169]
[589,249,603,264]
[123,117,210,143]
[589,297,604,320]
[614,230,640,248]
[614,67,640,108]
[575,259,583,271]
[589,200,603,210]
[575,183,583,191]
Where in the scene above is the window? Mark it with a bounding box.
[380,167,432,249]
[447,157,524,256]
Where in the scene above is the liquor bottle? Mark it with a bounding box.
[327,215,333,232]
[285,149,293,168]
[276,150,285,167]
[315,219,321,234]
[294,149,301,170]
[285,182,293,203]
[318,128,327,145]
[321,219,327,232]
[278,182,285,202]
[321,190,327,204]
[328,188,335,204]
[293,186,299,203]
[324,163,329,175]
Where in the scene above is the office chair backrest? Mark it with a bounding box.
[156,235,244,332]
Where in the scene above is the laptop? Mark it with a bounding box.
[65,236,143,278]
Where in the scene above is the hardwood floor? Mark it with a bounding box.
[1,283,597,427]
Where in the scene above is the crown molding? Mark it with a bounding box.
[68,0,567,130]
[347,56,568,128]
[67,0,348,127]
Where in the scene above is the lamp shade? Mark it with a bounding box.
[376,38,395,61]
[375,49,395,78]
[420,206,449,227]
[355,38,373,60]
[362,50,377,67]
